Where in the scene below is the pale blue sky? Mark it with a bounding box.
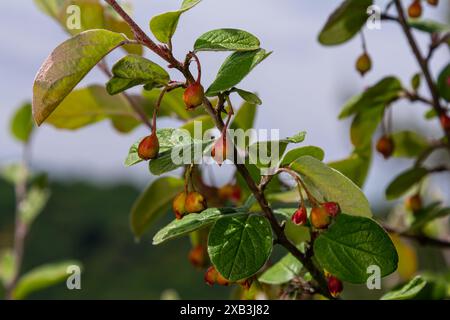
[0,0,449,206]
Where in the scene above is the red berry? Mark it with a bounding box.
[376,135,395,159]
[218,184,242,203]
[291,207,308,225]
[327,275,343,298]
[322,202,341,218]
[355,53,372,76]
[137,132,159,160]
[204,266,229,286]
[172,192,187,220]
[211,134,229,166]
[188,245,207,268]
[427,0,438,6]
[310,206,331,229]
[408,1,422,18]
[185,191,207,213]
[440,114,450,132]
[405,194,422,213]
[183,82,204,109]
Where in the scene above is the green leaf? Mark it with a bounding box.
[291,156,372,217]
[32,29,128,125]
[0,249,15,286]
[381,276,427,300]
[45,85,137,131]
[259,254,302,285]
[437,63,450,102]
[194,29,260,52]
[149,140,212,175]
[391,131,429,158]
[280,146,325,166]
[385,167,428,200]
[34,0,66,19]
[232,88,262,105]
[350,105,384,151]
[408,19,450,34]
[318,0,372,46]
[142,87,192,121]
[314,214,398,283]
[130,177,184,238]
[248,132,306,172]
[339,77,403,119]
[149,0,201,43]
[19,186,50,226]
[12,261,80,300]
[153,207,247,245]
[106,55,170,95]
[10,102,34,143]
[0,164,27,185]
[230,101,258,131]
[206,49,272,96]
[410,206,450,232]
[208,214,273,281]
[328,151,371,188]
[181,115,215,137]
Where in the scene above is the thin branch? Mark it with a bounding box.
[105,0,332,298]
[392,0,450,142]
[383,224,450,248]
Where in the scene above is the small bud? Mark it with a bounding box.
[291,207,308,225]
[183,82,204,110]
[355,53,372,76]
[172,192,187,220]
[310,206,331,229]
[322,202,341,218]
[137,132,159,160]
[188,245,207,268]
[376,135,395,159]
[204,266,229,286]
[411,73,421,91]
[211,134,229,166]
[327,275,343,298]
[440,114,450,132]
[426,0,439,6]
[408,0,422,18]
[185,191,207,213]
[405,194,422,213]
[218,184,242,203]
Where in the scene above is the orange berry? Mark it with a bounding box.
[137,132,159,160]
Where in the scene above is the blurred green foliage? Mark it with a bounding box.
[0,179,230,299]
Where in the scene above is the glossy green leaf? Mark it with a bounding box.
[206,49,272,96]
[10,103,34,143]
[153,207,247,245]
[149,140,212,175]
[291,156,372,217]
[149,0,201,43]
[381,276,427,300]
[33,29,128,125]
[314,214,398,283]
[280,146,325,166]
[259,254,302,285]
[232,88,262,105]
[45,85,137,131]
[141,88,192,121]
[208,214,273,281]
[106,55,169,95]
[339,77,403,119]
[12,261,80,300]
[194,29,260,52]
[131,177,184,238]
[391,131,429,158]
[328,152,371,188]
[318,0,372,46]
[437,63,450,102]
[385,167,428,200]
